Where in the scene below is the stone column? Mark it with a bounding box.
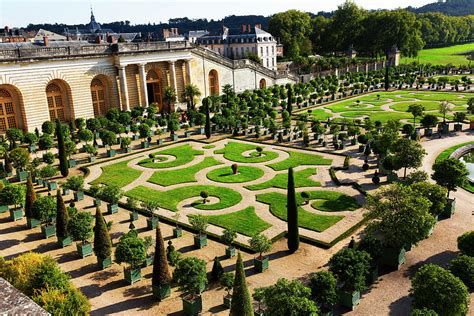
[118,65,130,111]
[184,59,192,85]
[169,61,178,92]
[138,63,149,107]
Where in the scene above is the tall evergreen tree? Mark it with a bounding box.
[55,190,69,238]
[230,252,253,316]
[24,174,36,219]
[384,65,390,91]
[204,98,212,139]
[93,206,112,260]
[287,86,293,114]
[152,224,172,300]
[56,119,68,177]
[4,153,13,174]
[287,168,299,253]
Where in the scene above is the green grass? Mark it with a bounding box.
[389,101,442,112]
[435,141,474,163]
[91,159,142,187]
[307,191,360,212]
[401,43,474,66]
[246,168,321,190]
[147,157,222,186]
[256,192,343,232]
[268,150,332,171]
[310,109,333,121]
[138,144,203,169]
[214,141,279,163]
[202,145,215,149]
[326,100,383,113]
[207,165,264,183]
[340,111,413,123]
[196,207,271,236]
[126,185,242,212]
[403,92,466,102]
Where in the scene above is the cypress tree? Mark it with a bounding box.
[287,86,293,114]
[56,190,69,238]
[230,252,253,316]
[211,256,224,281]
[384,65,390,91]
[56,119,68,177]
[204,98,212,139]
[152,224,172,300]
[93,206,112,260]
[24,174,36,219]
[4,153,13,174]
[287,167,299,253]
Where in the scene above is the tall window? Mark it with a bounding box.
[46,82,66,122]
[146,69,163,109]
[0,89,18,132]
[90,78,108,117]
[208,69,219,96]
[259,79,266,89]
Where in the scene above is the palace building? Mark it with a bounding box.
[0,39,294,134]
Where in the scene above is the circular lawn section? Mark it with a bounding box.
[207,165,264,183]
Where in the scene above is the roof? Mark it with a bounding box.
[0,278,50,315]
[0,40,89,49]
[195,25,276,44]
[34,29,67,42]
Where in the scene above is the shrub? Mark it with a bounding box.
[410,308,439,316]
[115,230,146,269]
[32,195,56,224]
[432,158,468,198]
[250,233,272,259]
[189,215,208,235]
[457,231,474,257]
[38,134,53,151]
[221,228,237,247]
[173,257,207,297]
[409,264,469,316]
[152,224,172,291]
[328,248,371,292]
[99,184,124,204]
[410,182,447,217]
[62,176,84,192]
[9,148,30,171]
[309,271,337,311]
[200,190,209,203]
[448,255,474,291]
[0,184,25,208]
[220,272,234,296]
[69,211,94,243]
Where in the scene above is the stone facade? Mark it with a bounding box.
[0,41,294,133]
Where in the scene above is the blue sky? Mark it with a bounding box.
[1,0,434,28]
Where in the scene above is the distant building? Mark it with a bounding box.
[192,24,278,71]
[33,29,66,43]
[0,26,32,43]
[63,9,138,43]
[187,30,209,44]
[162,28,186,42]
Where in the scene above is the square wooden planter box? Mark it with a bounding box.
[380,247,406,270]
[47,181,58,191]
[26,217,41,229]
[62,188,70,195]
[88,156,96,163]
[41,225,56,239]
[76,242,93,258]
[74,191,84,202]
[254,256,269,273]
[10,208,23,221]
[28,144,36,153]
[16,170,28,182]
[98,256,113,270]
[173,227,183,238]
[132,135,139,141]
[337,289,360,310]
[442,198,456,218]
[129,211,139,222]
[454,124,463,132]
[124,267,142,285]
[143,255,154,267]
[94,199,102,207]
[58,236,72,248]
[107,149,116,158]
[123,147,132,153]
[194,234,207,249]
[223,295,232,308]
[147,217,159,230]
[226,246,236,259]
[182,295,202,316]
[0,204,8,213]
[156,139,164,146]
[152,284,171,300]
[68,159,77,168]
[171,134,179,141]
[184,131,192,138]
[107,204,118,214]
[141,141,150,149]
[197,127,205,135]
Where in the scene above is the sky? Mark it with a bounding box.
[0,0,435,28]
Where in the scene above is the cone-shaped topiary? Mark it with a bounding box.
[287,168,299,253]
[56,119,68,177]
[55,190,69,238]
[152,224,172,300]
[93,206,112,260]
[211,256,224,281]
[4,153,13,174]
[204,98,212,139]
[24,174,36,218]
[230,252,253,316]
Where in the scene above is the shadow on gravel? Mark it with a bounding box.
[404,250,458,278]
[90,295,154,315]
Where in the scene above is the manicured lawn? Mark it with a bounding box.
[340,111,413,123]
[389,101,442,112]
[256,192,343,232]
[326,100,383,113]
[138,144,203,169]
[246,168,321,190]
[404,92,466,102]
[214,141,279,163]
[310,109,333,121]
[147,157,222,186]
[306,191,360,212]
[268,150,332,171]
[401,43,474,66]
[126,185,242,212]
[435,141,474,163]
[195,207,271,236]
[91,159,142,187]
[207,165,264,183]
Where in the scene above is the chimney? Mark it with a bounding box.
[66,34,71,41]
[95,35,102,44]
[241,24,247,33]
[43,36,49,46]
[4,26,10,35]
[255,24,262,30]
[147,32,152,43]
[247,24,251,33]
[163,28,170,38]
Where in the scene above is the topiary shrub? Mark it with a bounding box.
[328,248,371,293]
[448,255,474,291]
[457,231,474,257]
[231,164,238,175]
[372,171,380,184]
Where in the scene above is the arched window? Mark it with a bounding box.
[91,77,108,117]
[0,89,18,132]
[46,82,70,122]
[259,78,267,89]
[208,69,219,96]
[146,69,163,109]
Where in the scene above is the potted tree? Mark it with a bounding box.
[24,132,38,153]
[121,137,132,153]
[126,197,139,221]
[329,248,371,310]
[309,271,338,316]
[78,128,94,152]
[155,128,164,145]
[9,148,30,182]
[89,184,102,207]
[220,272,234,308]
[190,215,208,249]
[38,165,58,191]
[143,236,154,267]
[250,233,272,273]
[142,201,160,230]
[168,113,180,141]
[115,229,146,284]
[453,112,466,132]
[84,144,98,163]
[173,257,207,315]
[139,123,151,148]
[100,129,117,157]
[69,211,94,258]
[221,228,237,258]
[99,184,124,214]
[56,191,72,247]
[31,195,57,239]
[63,175,84,202]
[94,206,113,269]
[183,124,192,138]
[152,224,172,300]
[357,235,383,284]
[24,175,40,228]
[200,190,209,204]
[0,184,25,221]
[420,114,438,137]
[173,210,183,238]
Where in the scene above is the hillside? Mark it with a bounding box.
[407,0,474,16]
